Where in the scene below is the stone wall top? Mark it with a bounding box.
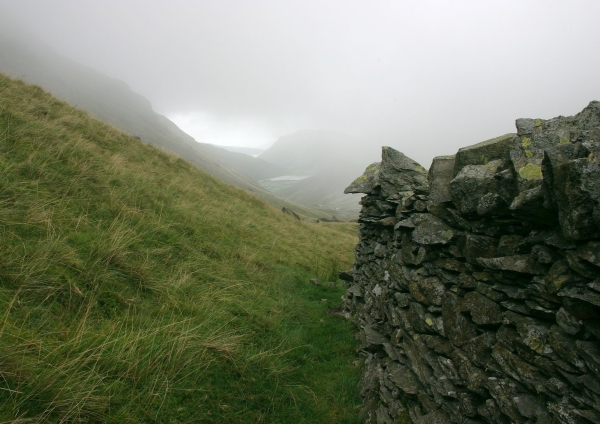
[343,101,600,424]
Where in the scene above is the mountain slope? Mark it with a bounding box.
[0,19,316,215]
[259,129,375,172]
[259,130,381,217]
[277,168,364,216]
[0,74,362,422]
[215,145,265,156]
[202,143,290,180]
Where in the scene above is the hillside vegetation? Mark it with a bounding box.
[0,75,362,423]
[0,23,327,219]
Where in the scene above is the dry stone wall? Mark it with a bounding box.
[342,101,600,423]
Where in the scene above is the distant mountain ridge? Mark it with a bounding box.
[214,145,264,156]
[276,168,364,215]
[258,129,382,217]
[204,144,290,181]
[259,129,376,172]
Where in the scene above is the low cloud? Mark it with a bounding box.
[2,0,600,166]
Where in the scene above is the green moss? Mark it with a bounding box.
[518,163,543,180]
[559,137,570,145]
[521,137,531,148]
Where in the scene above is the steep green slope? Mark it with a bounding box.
[0,75,362,423]
[0,22,323,218]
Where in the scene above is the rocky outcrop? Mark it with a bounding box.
[343,101,600,423]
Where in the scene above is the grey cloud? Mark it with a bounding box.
[2,0,600,166]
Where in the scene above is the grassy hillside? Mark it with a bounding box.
[0,24,330,220]
[0,74,362,423]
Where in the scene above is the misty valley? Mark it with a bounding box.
[1,2,600,424]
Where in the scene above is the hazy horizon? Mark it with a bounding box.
[2,1,600,167]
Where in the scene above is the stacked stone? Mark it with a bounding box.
[342,101,600,423]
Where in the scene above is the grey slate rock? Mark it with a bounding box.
[516,118,535,136]
[509,185,558,225]
[558,286,600,307]
[463,291,503,325]
[428,155,455,205]
[564,249,598,279]
[344,162,380,194]
[458,233,497,264]
[477,255,549,275]
[410,213,457,245]
[552,155,600,240]
[379,146,429,198]
[577,241,600,267]
[442,291,478,346]
[530,244,559,264]
[496,234,524,256]
[453,133,515,176]
[449,160,505,216]
[556,307,582,335]
[385,362,422,395]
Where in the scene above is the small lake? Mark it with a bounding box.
[261,175,310,182]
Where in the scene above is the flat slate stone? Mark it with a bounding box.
[428,155,455,205]
[453,133,515,176]
[558,287,600,307]
[409,213,457,245]
[477,255,548,275]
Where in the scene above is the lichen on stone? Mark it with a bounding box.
[559,137,570,144]
[521,137,532,148]
[518,163,543,180]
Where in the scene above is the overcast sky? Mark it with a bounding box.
[2,0,600,166]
